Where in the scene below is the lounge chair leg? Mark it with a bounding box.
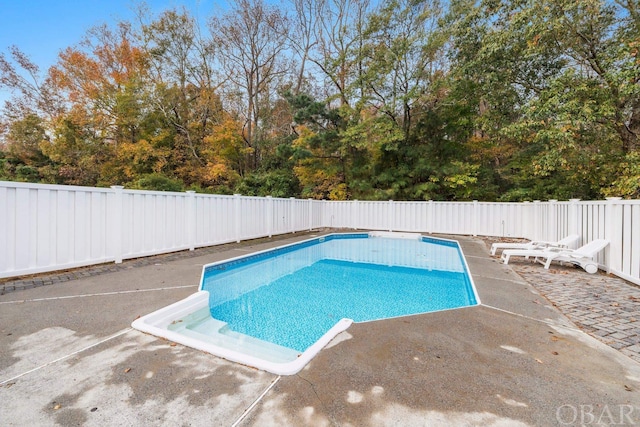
[544,258,553,269]
[583,262,598,274]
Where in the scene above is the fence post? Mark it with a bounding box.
[290,197,296,233]
[266,196,273,238]
[533,201,541,240]
[548,199,558,241]
[308,198,313,231]
[388,200,394,232]
[353,200,358,230]
[327,199,334,229]
[186,191,196,251]
[473,200,478,236]
[234,194,241,243]
[568,199,581,247]
[428,200,434,234]
[605,197,623,274]
[522,201,530,239]
[111,186,124,264]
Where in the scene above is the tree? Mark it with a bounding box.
[286,91,349,199]
[0,46,63,121]
[500,0,640,199]
[46,22,150,185]
[140,8,228,186]
[1,0,637,200]
[310,0,372,107]
[285,0,320,95]
[211,0,289,169]
[361,0,445,140]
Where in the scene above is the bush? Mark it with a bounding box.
[133,174,184,192]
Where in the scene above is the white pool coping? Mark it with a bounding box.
[132,231,478,375]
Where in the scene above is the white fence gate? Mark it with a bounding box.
[1,181,638,285]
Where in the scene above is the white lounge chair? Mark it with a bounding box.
[490,234,580,256]
[501,239,610,274]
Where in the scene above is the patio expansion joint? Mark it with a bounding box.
[465,254,497,260]
[0,328,132,386]
[481,303,580,331]
[0,285,198,305]
[473,273,529,286]
[230,375,281,427]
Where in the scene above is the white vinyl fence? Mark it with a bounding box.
[0,182,322,279]
[1,181,638,285]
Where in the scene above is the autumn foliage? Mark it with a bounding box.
[1,0,638,200]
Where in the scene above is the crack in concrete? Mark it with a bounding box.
[295,373,343,427]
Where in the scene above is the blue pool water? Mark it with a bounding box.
[201,234,477,353]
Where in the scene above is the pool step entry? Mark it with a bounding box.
[166,303,300,363]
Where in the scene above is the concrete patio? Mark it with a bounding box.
[1,231,639,426]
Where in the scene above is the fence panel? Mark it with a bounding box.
[629,203,640,281]
[0,183,114,277]
[271,197,290,235]
[577,201,607,248]
[603,199,638,283]
[309,200,324,229]
[1,181,638,285]
[0,183,322,278]
[120,190,192,259]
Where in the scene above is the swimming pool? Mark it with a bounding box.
[132,232,479,375]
